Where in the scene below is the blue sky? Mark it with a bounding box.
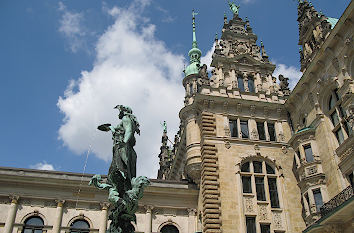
[0,0,350,178]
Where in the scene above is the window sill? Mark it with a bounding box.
[256,200,268,204]
[243,193,254,197]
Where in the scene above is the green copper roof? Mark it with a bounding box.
[296,127,313,134]
[185,10,202,77]
[326,17,339,29]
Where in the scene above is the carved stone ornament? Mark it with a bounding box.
[244,197,254,212]
[258,205,268,221]
[225,141,231,149]
[273,212,282,229]
[281,146,287,154]
[251,129,258,140]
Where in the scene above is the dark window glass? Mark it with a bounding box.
[329,95,336,110]
[287,112,294,134]
[305,193,310,207]
[304,145,314,162]
[253,161,262,173]
[335,128,344,144]
[246,217,256,233]
[238,76,245,92]
[348,173,353,187]
[313,189,323,212]
[189,84,193,95]
[334,89,340,101]
[268,122,276,141]
[268,178,280,208]
[260,224,271,233]
[70,220,90,233]
[344,122,350,135]
[241,162,250,172]
[257,122,266,140]
[240,120,249,138]
[255,177,266,201]
[248,77,255,93]
[22,217,44,233]
[242,176,252,193]
[339,106,345,117]
[229,120,238,137]
[330,111,339,126]
[266,164,275,174]
[161,225,179,233]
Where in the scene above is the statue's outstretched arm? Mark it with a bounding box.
[122,116,133,144]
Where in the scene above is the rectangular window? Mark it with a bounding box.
[248,77,255,93]
[246,217,256,233]
[335,128,344,144]
[257,122,266,140]
[331,111,340,126]
[267,122,276,141]
[240,120,249,138]
[313,189,323,212]
[238,76,245,92]
[253,161,263,173]
[242,176,252,193]
[260,224,271,233]
[255,177,266,201]
[268,178,280,208]
[303,144,314,162]
[229,120,238,137]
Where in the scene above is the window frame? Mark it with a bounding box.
[327,89,350,144]
[22,216,44,233]
[240,161,280,208]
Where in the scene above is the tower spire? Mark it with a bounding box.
[192,9,198,49]
[184,9,202,77]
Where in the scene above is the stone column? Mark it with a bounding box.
[187,208,197,233]
[99,203,110,233]
[264,121,269,141]
[307,190,317,213]
[52,200,65,233]
[144,205,154,233]
[4,195,19,233]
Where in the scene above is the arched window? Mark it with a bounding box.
[160,224,179,233]
[327,89,350,144]
[22,216,44,233]
[70,219,90,233]
[240,160,280,208]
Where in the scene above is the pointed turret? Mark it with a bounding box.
[184,10,202,77]
[297,0,338,72]
[157,121,172,180]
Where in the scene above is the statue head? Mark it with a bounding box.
[114,105,132,119]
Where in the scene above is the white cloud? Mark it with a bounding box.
[200,43,215,72]
[57,0,185,178]
[273,63,302,90]
[58,2,86,53]
[30,162,55,171]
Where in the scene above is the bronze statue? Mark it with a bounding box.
[91,105,149,233]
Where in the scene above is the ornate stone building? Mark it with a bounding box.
[0,1,353,233]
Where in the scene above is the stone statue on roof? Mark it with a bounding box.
[228,1,240,15]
